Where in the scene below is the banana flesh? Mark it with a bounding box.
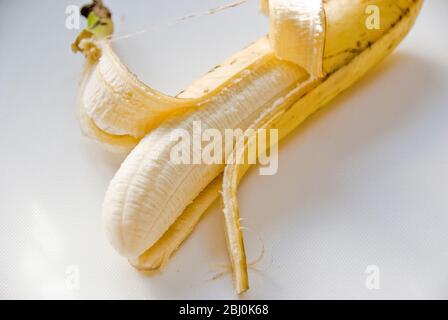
[74,0,424,293]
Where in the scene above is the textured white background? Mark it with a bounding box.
[0,0,447,299]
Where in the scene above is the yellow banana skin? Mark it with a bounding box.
[222,0,424,293]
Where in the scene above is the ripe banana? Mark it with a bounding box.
[74,0,423,293]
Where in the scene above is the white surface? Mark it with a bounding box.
[0,0,447,299]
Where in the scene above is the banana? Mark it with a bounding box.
[74,0,423,293]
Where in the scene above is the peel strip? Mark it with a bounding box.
[222,0,423,293]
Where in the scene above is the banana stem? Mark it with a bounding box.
[72,0,114,57]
